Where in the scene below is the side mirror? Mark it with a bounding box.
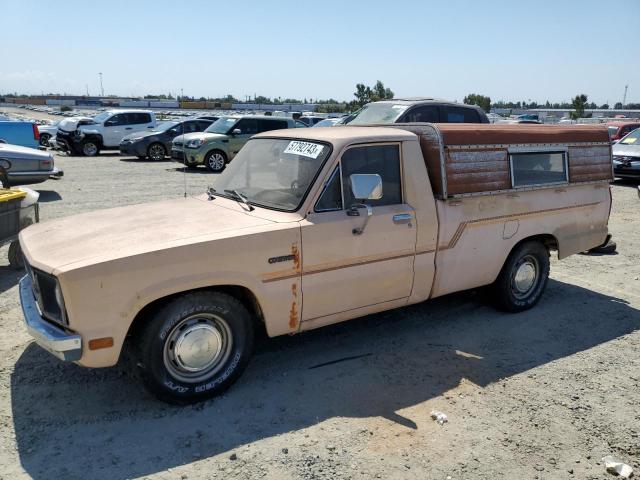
[350,174,383,201]
[231,128,242,136]
[347,174,383,235]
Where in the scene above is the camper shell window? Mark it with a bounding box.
[509,150,568,188]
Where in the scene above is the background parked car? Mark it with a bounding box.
[0,121,40,149]
[0,143,63,185]
[612,127,640,178]
[37,121,59,147]
[56,110,157,156]
[297,116,326,126]
[313,118,342,127]
[347,97,490,125]
[119,118,215,161]
[171,115,306,172]
[606,121,640,142]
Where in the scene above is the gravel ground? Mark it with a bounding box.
[0,148,639,480]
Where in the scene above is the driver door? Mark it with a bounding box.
[299,143,417,327]
[103,113,127,147]
[227,118,258,159]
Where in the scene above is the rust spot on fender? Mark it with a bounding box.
[289,283,299,329]
[291,243,300,272]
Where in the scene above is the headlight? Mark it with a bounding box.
[186,138,205,148]
[129,137,144,142]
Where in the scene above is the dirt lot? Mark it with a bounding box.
[0,150,638,480]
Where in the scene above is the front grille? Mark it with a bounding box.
[26,263,66,325]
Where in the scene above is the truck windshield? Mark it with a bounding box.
[212,138,331,211]
[205,117,238,134]
[348,103,408,125]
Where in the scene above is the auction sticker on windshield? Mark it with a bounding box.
[284,141,325,159]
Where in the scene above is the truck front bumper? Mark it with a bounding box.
[19,275,82,362]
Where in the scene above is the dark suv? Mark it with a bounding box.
[347,97,490,125]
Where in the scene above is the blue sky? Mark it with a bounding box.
[2,0,639,105]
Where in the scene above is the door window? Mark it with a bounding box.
[258,119,289,133]
[341,144,402,207]
[315,166,343,211]
[400,105,439,123]
[104,114,126,126]
[443,106,480,123]
[234,118,259,135]
[182,121,200,133]
[126,113,152,125]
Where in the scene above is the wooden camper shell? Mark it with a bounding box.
[382,123,613,199]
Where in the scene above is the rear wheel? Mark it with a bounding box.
[39,133,51,147]
[130,291,254,404]
[491,241,550,312]
[204,150,227,173]
[147,143,166,161]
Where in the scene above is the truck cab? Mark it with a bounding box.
[56,110,156,156]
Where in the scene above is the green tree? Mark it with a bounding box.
[463,93,491,112]
[614,102,623,109]
[599,103,609,109]
[570,94,588,119]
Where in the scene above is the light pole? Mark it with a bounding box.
[98,72,104,97]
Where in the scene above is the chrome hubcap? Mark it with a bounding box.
[163,314,232,383]
[209,153,224,171]
[512,256,538,298]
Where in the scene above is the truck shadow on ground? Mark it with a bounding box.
[34,190,62,203]
[0,265,22,293]
[10,279,640,480]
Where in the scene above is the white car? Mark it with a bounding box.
[55,110,157,156]
[36,121,60,147]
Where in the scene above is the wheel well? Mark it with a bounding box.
[148,141,166,151]
[207,149,227,160]
[510,234,558,257]
[83,134,103,148]
[126,285,265,341]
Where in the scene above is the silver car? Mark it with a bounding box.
[0,143,63,185]
[612,128,640,179]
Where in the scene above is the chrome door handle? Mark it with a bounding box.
[393,213,413,224]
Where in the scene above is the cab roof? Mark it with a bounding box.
[256,126,416,147]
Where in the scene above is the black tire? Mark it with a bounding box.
[8,241,24,270]
[39,133,51,147]
[204,150,227,173]
[147,142,166,161]
[130,291,254,404]
[491,241,550,312]
[81,140,100,157]
[588,237,617,255]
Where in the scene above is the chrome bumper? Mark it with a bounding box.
[19,275,82,361]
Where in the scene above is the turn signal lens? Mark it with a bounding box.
[88,337,114,350]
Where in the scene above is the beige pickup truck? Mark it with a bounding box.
[18,123,613,403]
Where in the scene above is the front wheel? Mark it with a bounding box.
[204,150,227,173]
[130,291,254,404]
[39,133,51,147]
[8,241,24,270]
[147,143,166,161]
[490,241,550,312]
[82,140,100,157]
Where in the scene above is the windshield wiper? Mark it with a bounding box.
[224,189,254,211]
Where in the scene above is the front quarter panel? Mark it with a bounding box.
[58,222,302,368]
